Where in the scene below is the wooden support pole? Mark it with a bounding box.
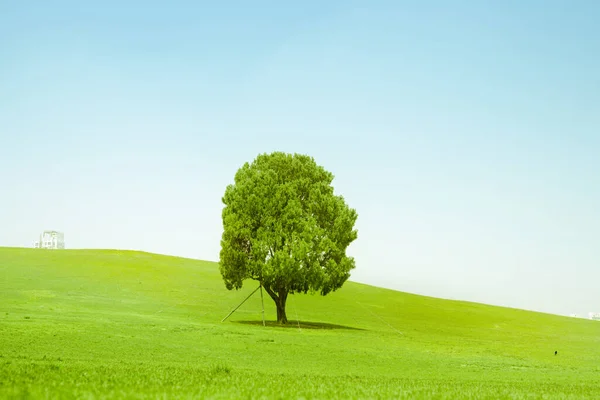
[260,283,266,327]
[221,285,261,323]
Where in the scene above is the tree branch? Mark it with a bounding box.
[263,285,278,302]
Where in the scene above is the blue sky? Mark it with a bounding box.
[1,0,599,317]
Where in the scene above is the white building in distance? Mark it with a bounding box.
[34,231,65,249]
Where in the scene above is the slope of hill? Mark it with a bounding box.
[1,247,599,399]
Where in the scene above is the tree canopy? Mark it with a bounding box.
[219,152,358,324]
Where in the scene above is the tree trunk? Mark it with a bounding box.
[263,284,289,324]
[276,295,288,324]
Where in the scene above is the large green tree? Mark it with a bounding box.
[219,152,358,324]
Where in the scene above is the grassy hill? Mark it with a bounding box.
[1,247,599,399]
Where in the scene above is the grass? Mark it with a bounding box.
[1,247,599,399]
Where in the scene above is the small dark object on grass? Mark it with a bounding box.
[555,351,558,355]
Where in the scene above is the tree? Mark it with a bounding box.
[219,152,358,324]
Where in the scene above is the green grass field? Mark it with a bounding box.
[1,247,599,399]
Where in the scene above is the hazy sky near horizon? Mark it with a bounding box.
[1,1,599,317]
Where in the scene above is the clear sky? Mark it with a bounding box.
[1,1,598,317]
